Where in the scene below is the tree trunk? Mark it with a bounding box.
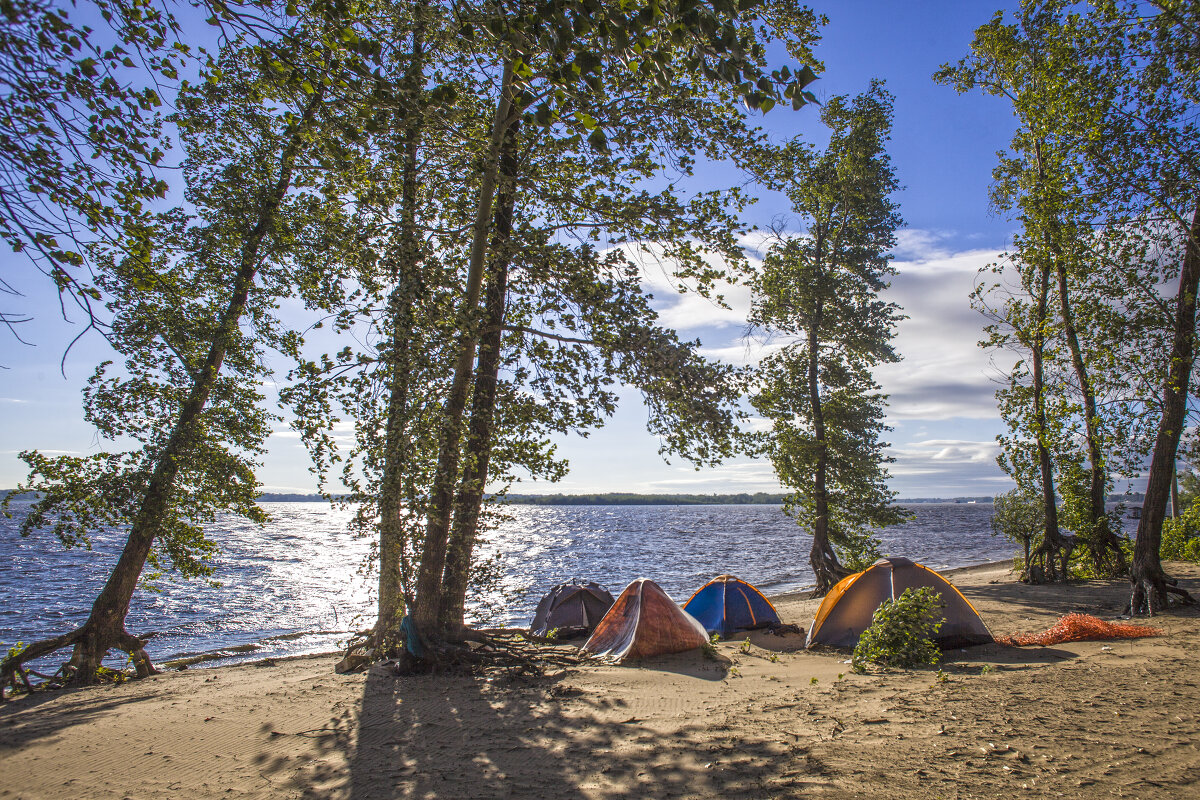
[1130,202,1200,615]
[1,91,324,688]
[437,120,520,635]
[373,5,426,656]
[1052,237,1124,575]
[1027,251,1072,583]
[806,225,849,596]
[1032,138,1124,577]
[411,60,516,638]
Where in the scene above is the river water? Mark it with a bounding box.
[0,501,1132,670]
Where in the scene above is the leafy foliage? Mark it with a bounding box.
[1161,503,1200,564]
[938,1,1200,590]
[991,488,1044,574]
[851,587,945,673]
[0,0,181,335]
[749,82,908,591]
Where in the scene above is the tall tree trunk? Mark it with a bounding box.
[1026,252,1072,582]
[374,10,426,655]
[1052,240,1123,574]
[806,224,848,595]
[1130,202,1200,615]
[437,124,519,633]
[808,313,845,595]
[3,91,325,687]
[1033,140,1124,576]
[411,60,516,638]
[806,224,854,594]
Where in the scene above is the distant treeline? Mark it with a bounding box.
[502,492,788,505]
[0,490,1148,505]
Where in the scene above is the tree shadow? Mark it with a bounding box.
[256,658,836,799]
[942,641,1077,666]
[956,567,1200,629]
[0,685,159,749]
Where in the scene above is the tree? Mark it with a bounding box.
[937,4,1125,582]
[1072,0,1200,614]
[0,0,180,338]
[0,0,345,339]
[407,0,825,641]
[956,0,1200,610]
[1,23,372,686]
[991,488,1045,572]
[749,82,907,596]
[289,0,825,656]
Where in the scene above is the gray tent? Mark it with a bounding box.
[530,582,615,638]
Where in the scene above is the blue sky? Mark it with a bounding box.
[1,0,1031,497]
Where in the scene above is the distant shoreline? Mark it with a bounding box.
[3,490,1148,505]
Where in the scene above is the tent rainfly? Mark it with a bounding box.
[582,579,709,661]
[806,557,993,649]
[684,575,781,636]
[529,582,615,638]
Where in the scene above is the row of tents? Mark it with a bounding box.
[531,557,994,662]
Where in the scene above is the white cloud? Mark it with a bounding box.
[878,244,1010,420]
[609,241,759,333]
[893,229,956,261]
[883,438,1008,496]
[631,230,1009,421]
[898,439,1001,463]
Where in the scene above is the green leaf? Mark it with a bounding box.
[587,128,609,153]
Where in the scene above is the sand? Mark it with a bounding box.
[3,561,1199,799]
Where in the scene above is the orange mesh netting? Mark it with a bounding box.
[996,613,1162,646]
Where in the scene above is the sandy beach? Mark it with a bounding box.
[3,561,1199,799]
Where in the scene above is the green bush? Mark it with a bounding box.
[851,587,945,673]
[1160,498,1200,563]
[991,489,1044,570]
[1161,505,1200,563]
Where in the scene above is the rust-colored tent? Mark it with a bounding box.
[807,557,993,649]
[582,578,709,661]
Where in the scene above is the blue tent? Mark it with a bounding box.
[683,575,781,637]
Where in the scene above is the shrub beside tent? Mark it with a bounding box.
[807,557,993,649]
[582,579,709,661]
[530,582,615,638]
[684,575,781,636]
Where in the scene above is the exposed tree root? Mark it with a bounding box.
[1128,570,1197,616]
[810,546,852,597]
[1,625,157,701]
[336,623,592,680]
[400,630,590,677]
[1024,533,1076,584]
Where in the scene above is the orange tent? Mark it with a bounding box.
[807,557,993,649]
[582,578,709,661]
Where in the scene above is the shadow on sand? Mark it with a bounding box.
[956,566,1200,627]
[0,684,159,749]
[254,650,832,800]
